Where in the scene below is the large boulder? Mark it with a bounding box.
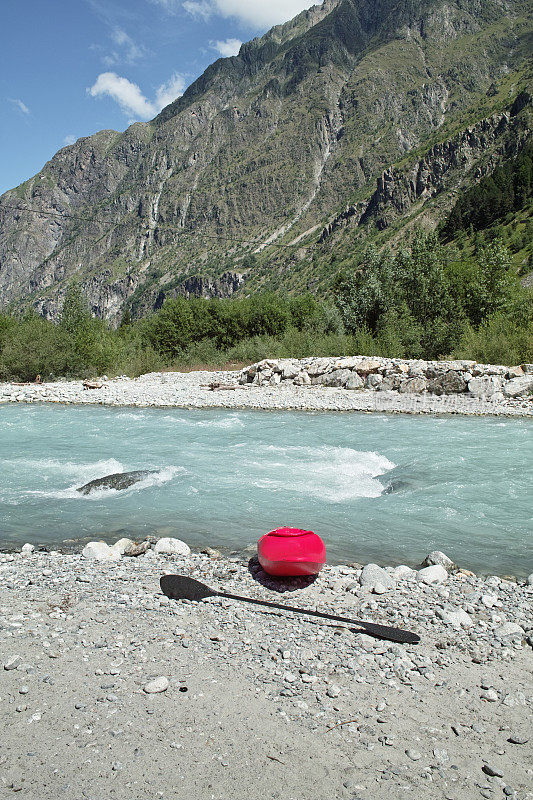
[76,470,157,495]
[345,373,364,390]
[502,376,533,398]
[154,537,191,556]
[468,376,502,398]
[399,377,428,393]
[366,373,383,389]
[293,371,311,386]
[307,358,333,377]
[428,371,467,395]
[279,360,299,380]
[356,359,382,375]
[314,369,352,387]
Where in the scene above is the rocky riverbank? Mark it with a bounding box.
[1,540,531,799]
[1,356,533,416]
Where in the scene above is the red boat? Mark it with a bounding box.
[258,527,326,577]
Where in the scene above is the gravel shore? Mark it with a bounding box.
[1,368,532,416]
[1,544,531,800]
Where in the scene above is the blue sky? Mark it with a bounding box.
[1,0,317,195]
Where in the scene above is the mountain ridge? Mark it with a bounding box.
[0,0,531,322]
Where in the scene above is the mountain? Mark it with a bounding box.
[0,0,531,323]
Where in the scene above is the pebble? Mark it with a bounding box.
[481,689,499,702]
[482,764,504,778]
[143,676,169,694]
[3,656,22,671]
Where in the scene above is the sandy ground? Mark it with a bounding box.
[1,547,531,800]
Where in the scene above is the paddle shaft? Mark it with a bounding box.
[216,590,419,644]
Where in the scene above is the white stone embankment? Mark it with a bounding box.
[0,356,532,416]
[1,539,532,799]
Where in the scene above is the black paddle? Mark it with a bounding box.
[160,574,420,645]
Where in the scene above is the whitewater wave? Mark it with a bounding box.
[245,445,395,502]
[22,466,186,501]
[163,414,245,430]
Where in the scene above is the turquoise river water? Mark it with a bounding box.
[0,404,531,576]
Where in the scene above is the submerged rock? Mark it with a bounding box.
[76,470,158,495]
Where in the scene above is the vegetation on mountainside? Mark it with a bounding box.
[439,138,532,242]
[0,235,531,382]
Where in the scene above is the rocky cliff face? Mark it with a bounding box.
[318,108,531,239]
[0,0,531,322]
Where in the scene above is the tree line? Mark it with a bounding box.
[0,233,531,382]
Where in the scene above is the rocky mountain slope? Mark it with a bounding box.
[0,0,531,323]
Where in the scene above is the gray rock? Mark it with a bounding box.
[293,371,311,386]
[123,540,151,557]
[76,470,158,495]
[508,735,528,745]
[21,543,35,555]
[307,359,332,377]
[111,538,134,556]
[366,374,383,389]
[417,565,448,585]
[360,564,395,591]
[437,608,473,627]
[428,370,467,395]
[82,541,121,561]
[527,573,533,586]
[495,622,524,638]
[153,538,191,556]
[345,373,364,391]
[3,655,22,670]
[399,377,428,393]
[379,375,402,391]
[422,550,454,569]
[392,565,417,580]
[468,376,501,398]
[502,376,533,398]
[317,369,352,388]
[482,764,504,778]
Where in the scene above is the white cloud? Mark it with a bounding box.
[183,0,316,27]
[88,71,185,120]
[9,98,31,115]
[212,37,242,57]
[63,135,77,146]
[103,28,148,66]
[155,72,186,110]
[182,0,211,19]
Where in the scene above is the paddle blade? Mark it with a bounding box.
[160,574,218,602]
